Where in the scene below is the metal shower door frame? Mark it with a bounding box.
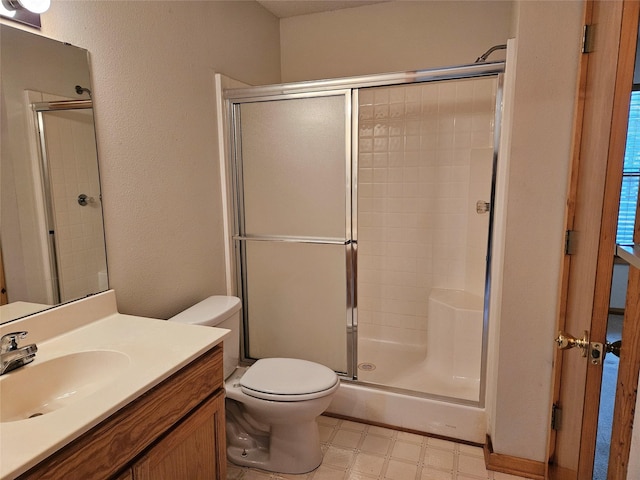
[225,61,506,392]
[32,99,95,305]
[229,89,357,378]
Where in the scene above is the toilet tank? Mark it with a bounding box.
[169,296,241,379]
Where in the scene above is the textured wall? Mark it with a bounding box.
[490,1,583,461]
[280,1,514,82]
[35,1,281,318]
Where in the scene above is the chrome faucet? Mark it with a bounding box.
[1,331,38,375]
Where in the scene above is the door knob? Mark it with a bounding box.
[606,340,621,358]
[555,330,590,357]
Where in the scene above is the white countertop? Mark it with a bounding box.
[0,291,229,479]
[0,302,51,325]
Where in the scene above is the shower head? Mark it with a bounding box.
[75,85,92,97]
[475,44,507,63]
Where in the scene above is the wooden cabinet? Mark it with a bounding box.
[18,345,226,480]
[132,392,225,480]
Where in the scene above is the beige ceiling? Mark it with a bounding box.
[256,0,388,18]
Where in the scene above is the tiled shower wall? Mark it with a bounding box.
[42,108,107,302]
[357,78,497,346]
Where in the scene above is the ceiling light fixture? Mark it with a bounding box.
[0,2,16,17]
[3,0,50,13]
[0,0,49,28]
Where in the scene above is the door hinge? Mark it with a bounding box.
[565,230,577,255]
[582,24,595,53]
[551,403,562,431]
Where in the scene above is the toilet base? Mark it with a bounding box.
[227,420,323,474]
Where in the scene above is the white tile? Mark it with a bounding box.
[360,436,391,455]
[385,459,419,480]
[420,468,454,480]
[406,86,421,103]
[389,87,405,104]
[226,464,246,479]
[390,103,405,118]
[360,105,374,121]
[352,452,386,476]
[375,105,389,120]
[457,454,489,476]
[278,472,313,479]
[310,465,348,480]
[367,425,396,438]
[423,447,455,470]
[374,137,389,152]
[360,89,375,106]
[319,424,335,443]
[426,438,456,451]
[345,472,379,480]
[242,469,273,479]
[374,88,390,105]
[341,420,368,432]
[492,472,529,480]
[322,446,356,469]
[391,440,422,461]
[332,430,363,449]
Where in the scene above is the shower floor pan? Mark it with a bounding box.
[357,337,480,402]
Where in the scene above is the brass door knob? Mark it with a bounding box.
[555,330,589,357]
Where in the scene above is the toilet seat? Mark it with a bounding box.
[240,358,339,402]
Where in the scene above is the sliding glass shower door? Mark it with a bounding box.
[232,92,354,374]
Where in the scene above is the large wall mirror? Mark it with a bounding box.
[0,24,108,324]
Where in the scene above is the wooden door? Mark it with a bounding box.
[132,392,227,480]
[0,246,7,305]
[547,0,639,478]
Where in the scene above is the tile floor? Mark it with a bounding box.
[227,416,529,480]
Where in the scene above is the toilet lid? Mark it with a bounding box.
[240,358,339,401]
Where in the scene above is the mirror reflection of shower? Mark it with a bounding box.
[31,93,107,304]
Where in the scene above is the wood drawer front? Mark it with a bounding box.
[18,345,223,480]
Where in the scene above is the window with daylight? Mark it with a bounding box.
[618,89,640,246]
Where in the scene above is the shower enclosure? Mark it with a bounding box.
[32,98,107,304]
[226,62,503,408]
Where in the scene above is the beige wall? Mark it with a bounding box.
[31,1,281,318]
[491,0,583,461]
[280,1,514,82]
[279,0,583,463]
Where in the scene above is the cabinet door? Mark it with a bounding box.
[132,391,226,480]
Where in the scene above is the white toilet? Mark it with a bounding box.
[169,295,340,474]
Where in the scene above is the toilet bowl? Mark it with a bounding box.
[169,295,339,474]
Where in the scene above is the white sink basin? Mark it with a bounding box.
[0,350,130,423]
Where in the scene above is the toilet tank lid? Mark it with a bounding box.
[170,295,241,326]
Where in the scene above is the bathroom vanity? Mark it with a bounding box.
[0,291,229,480]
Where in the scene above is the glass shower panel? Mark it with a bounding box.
[244,241,348,373]
[356,77,498,401]
[234,92,352,374]
[238,95,348,239]
[39,108,107,303]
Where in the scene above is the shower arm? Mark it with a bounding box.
[475,44,507,63]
